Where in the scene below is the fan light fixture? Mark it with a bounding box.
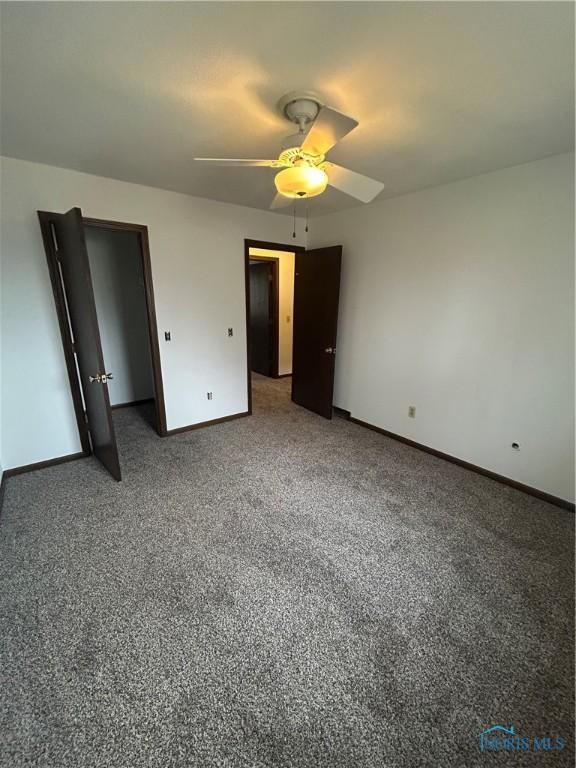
[274,164,328,199]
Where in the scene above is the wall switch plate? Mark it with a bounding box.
[408,406,416,418]
[165,331,171,341]
[228,328,233,337]
[207,392,213,400]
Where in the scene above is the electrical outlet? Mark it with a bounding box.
[228,328,233,337]
[408,406,416,418]
[207,392,213,400]
[164,331,171,341]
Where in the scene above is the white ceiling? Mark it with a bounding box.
[1,2,573,216]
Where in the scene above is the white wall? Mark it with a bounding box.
[0,156,303,469]
[86,227,154,407]
[309,153,575,503]
[249,247,295,376]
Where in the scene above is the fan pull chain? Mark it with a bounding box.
[292,204,296,238]
[305,204,309,233]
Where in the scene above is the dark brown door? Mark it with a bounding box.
[249,261,274,376]
[52,208,122,480]
[292,246,342,418]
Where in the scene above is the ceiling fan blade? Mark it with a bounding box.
[300,106,359,156]
[194,158,277,167]
[324,163,384,203]
[270,193,293,210]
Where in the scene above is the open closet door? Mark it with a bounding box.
[292,246,342,419]
[51,208,122,481]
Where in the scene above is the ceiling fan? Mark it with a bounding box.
[194,91,385,209]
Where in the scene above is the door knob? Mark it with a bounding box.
[89,373,114,383]
[324,347,336,354]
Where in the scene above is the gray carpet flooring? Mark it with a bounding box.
[0,374,573,767]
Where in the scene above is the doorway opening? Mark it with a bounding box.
[84,223,158,431]
[244,239,342,420]
[249,258,278,378]
[248,247,295,379]
[39,210,166,480]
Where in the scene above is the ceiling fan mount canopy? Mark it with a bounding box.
[277,90,323,130]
